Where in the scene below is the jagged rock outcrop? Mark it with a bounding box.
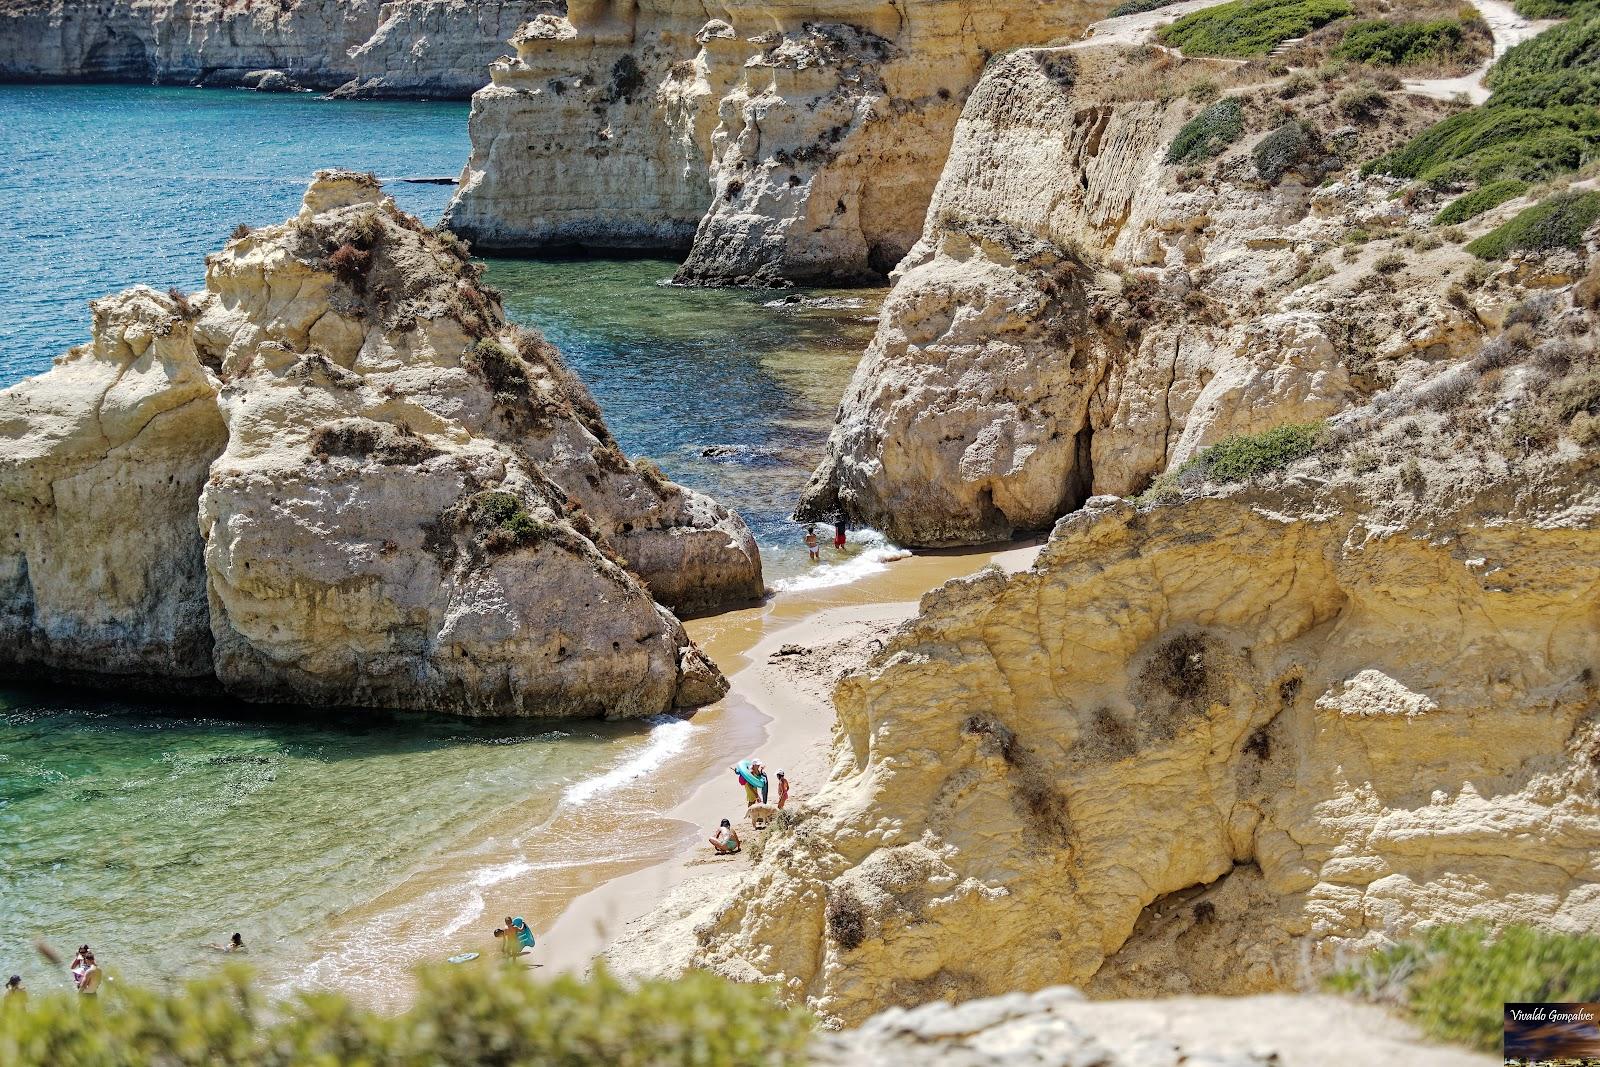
[813,987,1490,1066]
[796,47,1469,544]
[443,0,1096,284]
[0,170,760,715]
[691,300,1600,1022]
[0,0,550,98]
[0,287,226,686]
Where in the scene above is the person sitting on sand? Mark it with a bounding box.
[709,819,741,855]
[505,916,535,952]
[804,525,820,562]
[776,770,790,809]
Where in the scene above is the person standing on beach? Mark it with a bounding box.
[492,927,520,961]
[4,975,24,1009]
[776,770,790,809]
[803,525,820,562]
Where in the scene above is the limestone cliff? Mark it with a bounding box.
[0,0,549,98]
[0,171,758,715]
[697,427,1599,1024]
[675,42,1600,1024]
[797,47,1473,544]
[443,0,1097,284]
[694,223,1600,1017]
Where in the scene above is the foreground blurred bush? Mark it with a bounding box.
[1328,923,1600,1051]
[0,964,811,1067]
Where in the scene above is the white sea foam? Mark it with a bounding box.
[771,529,908,594]
[560,716,696,807]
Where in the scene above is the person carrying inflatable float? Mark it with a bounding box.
[733,758,768,805]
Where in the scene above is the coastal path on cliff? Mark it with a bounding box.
[1076,0,1561,105]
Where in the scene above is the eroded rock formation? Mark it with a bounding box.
[797,47,1469,544]
[669,38,1600,1025]
[0,0,551,98]
[699,444,1599,1023]
[0,171,759,715]
[443,0,1096,284]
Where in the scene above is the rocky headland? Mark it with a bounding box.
[0,170,760,715]
[0,0,551,98]
[443,0,1099,285]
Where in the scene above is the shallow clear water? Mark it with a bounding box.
[0,86,881,995]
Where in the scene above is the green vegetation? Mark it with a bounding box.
[1327,924,1600,1052]
[0,965,811,1067]
[1433,179,1529,224]
[469,490,552,551]
[1108,0,1182,15]
[1368,9,1600,186]
[1166,97,1245,163]
[1138,422,1325,503]
[1516,0,1588,14]
[1189,422,1326,480]
[1254,119,1315,182]
[1332,18,1481,67]
[1157,0,1353,58]
[1465,190,1600,258]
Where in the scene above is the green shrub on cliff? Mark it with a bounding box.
[1332,18,1482,67]
[1157,0,1353,58]
[0,965,811,1067]
[1136,422,1326,504]
[1434,179,1529,225]
[1327,924,1600,1052]
[1254,119,1316,182]
[1465,190,1600,258]
[1167,98,1245,163]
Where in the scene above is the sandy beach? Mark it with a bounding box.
[532,539,1045,979]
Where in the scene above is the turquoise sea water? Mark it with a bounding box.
[0,85,881,996]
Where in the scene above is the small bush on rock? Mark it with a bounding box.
[1191,422,1326,481]
[826,888,867,951]
[1167,97,1245,163]
[1253,119,1314,182]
